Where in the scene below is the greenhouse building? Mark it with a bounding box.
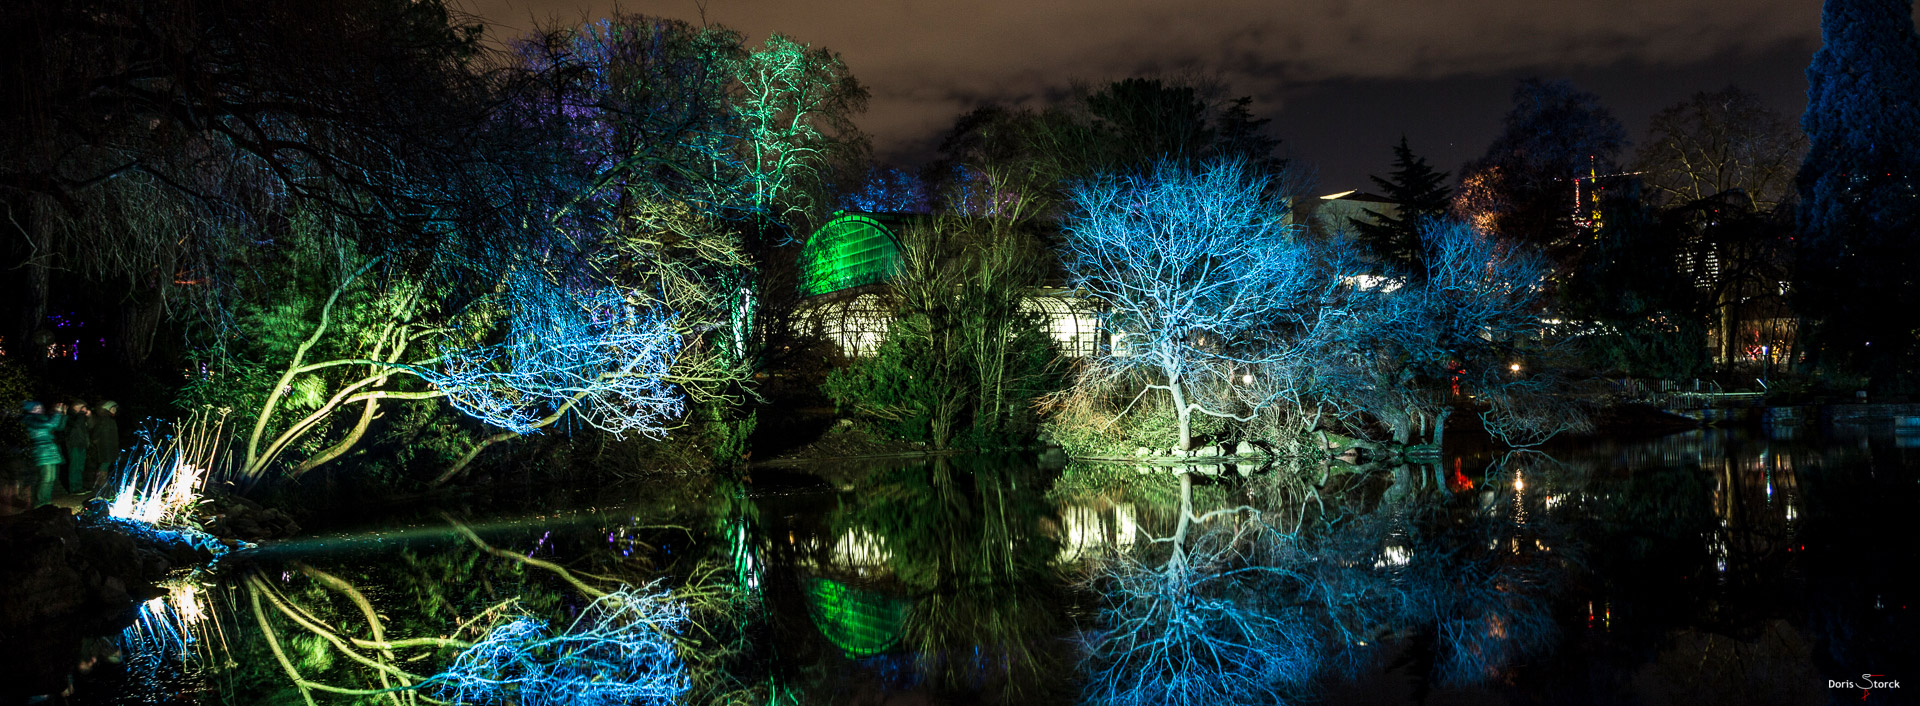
[797,211,1100,358]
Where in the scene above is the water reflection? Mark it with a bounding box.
[784,456,1069,701]
[55,425,1920,705]
[1056,501,1137,563]
[122,580,232,669]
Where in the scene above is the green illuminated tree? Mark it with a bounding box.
[732,33,869,236]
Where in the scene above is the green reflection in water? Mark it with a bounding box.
[803,578,907,657]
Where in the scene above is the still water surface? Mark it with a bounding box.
[64,425,1920,705]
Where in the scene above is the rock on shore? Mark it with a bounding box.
[0,506,214,698]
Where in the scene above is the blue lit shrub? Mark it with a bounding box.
[422,276,685,437]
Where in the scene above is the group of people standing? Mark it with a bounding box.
[14,399,119,510]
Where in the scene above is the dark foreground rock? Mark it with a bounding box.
[0,506,216,699]
[200,493,302,540]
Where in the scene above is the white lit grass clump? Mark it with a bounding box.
[103,410,226,528]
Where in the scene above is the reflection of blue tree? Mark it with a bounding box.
[435,585,690,706]
[1082,474,1320,706]
[1082,458,1577,703]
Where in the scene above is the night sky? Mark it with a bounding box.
[461,0,1844,191]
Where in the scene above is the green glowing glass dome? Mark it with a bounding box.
[799,213,903,297]
[804,578,907,657]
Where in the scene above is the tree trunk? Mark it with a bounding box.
[1433,408,1451,450]
[1166,472,1194,575]
[16,196,54,370]
[115,277,167,368]
[1170,381,1194,451]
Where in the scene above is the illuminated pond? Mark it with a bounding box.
[43,426,1920,705]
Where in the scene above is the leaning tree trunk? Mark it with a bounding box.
[1166,472,1196,575]
[1169,378,1195,451]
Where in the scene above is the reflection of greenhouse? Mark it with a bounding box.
[1056,502,1138,563]
[804,577,908,658]
[797,211,1100,358]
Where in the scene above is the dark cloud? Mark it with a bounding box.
[460,0,1827,187]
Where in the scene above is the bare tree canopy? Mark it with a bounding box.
[1635,86,1805,209]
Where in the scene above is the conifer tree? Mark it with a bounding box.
[1351,137,1452,278]
[1795,0,1920,384]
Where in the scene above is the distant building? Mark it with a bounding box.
[1285,190,1400,239]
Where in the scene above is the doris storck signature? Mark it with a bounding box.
[1830,674,1901,700]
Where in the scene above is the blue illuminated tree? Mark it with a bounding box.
[421,273,685,438]
[836,164,930,213]
[1321,219,1567,448]
[233,264,689,483]
[1061,159,1350,450]
[1795,0,1920,384]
